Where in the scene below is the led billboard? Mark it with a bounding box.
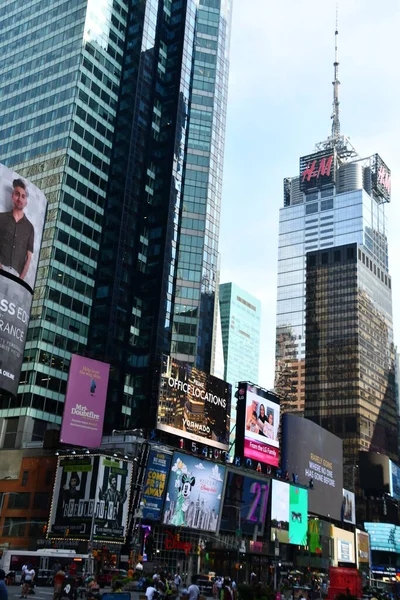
[157,358,231,450]
[299,149,336,192]
[48,455,133,543]
[364,522,400,554]
[389,460,400,501]
[281,414,343,521]
[342,489,356,524]
[162,452,226,532]
[0,163,47,396]
[220,470,270,536]
[236,382,280,467]
[271,480,308,546]
[333,527,355,565]
[371,154,391,202]
[141,449,172,521]
[60,355,110,448]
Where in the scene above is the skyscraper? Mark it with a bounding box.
[0,0,129,448]
[0,0,233,446]
[274,24,395,444]
[219,282,261,451]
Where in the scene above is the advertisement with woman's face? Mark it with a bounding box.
[244,386,280,466]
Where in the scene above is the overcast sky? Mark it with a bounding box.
[219,0,400,390]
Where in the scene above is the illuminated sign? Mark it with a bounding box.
[271,480,308,546]
[372,154,391,201]
[300,150,336,192]
[164,530,192,555]
[221,471,270,535]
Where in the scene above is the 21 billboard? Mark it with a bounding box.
[220,470,270,536]
[162,452,226,533]
[141,449,172,521]
[271,480,308,546]
[0,163,47,396]
[60,355,110,448]
[157,357,231,451]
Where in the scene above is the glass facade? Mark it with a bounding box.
[275,157,390,416]
[88,0,232,433]
[304,243,397,484]
[0,0,129,447]
[219,282,261,454]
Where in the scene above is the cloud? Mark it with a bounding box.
[195,462,205,470]
[211,465,223,482]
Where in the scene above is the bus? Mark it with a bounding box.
[0,549,90,584]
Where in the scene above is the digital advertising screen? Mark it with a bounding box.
[141,449,172,521]
[157,358,231,450]
[220,470,270,536]
[270,480,308,546]
[342,489,356,524]
[60,354,110,448]
[162,452,226,533]
[237,382,280,467]
[299,149,336,192]
[281,414,343,521]
[390,460,400,501]
[364,522,400,554]
[93,456,133,543]
[0,163,47,396]
[357,530,370,565]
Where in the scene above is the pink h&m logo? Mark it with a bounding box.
[302,155,334,183]
[378,165,391,194]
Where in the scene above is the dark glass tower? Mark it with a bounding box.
[89,0,232,433]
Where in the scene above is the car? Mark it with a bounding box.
[97,569,128,588]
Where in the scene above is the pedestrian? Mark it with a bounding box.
[145,580,158,600]
[174,574,182,593]
[223,579,233,600]
[188,576,200,600]
[53,567,65,600]
[22,565,35,599]
[0,569,8,600]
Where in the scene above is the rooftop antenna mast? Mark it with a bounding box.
[331,1,340,141]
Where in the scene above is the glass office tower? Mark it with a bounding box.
[219,282,261,455]
[89,0,232,433]
[0,0,129,448]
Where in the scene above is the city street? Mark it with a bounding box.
[7,589,54,600]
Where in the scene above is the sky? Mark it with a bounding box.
[219,0,400,390]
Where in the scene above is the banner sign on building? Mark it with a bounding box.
[356,530,370,565]
[299,150,336,192]
[220,471,270,536]
[389,460,400,500]
[162,452,226,532]
[364,522,400,553]
[48,455,133,543]
[0,163,47,396]
[342,489,356,524]
[271,480,308,546]
[157,357,231,451]
[142,449,172,521]
[93,456,133,543]
[372,154,391,202]
[60,355,110,448]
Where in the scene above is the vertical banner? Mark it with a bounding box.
[142,450,172,521]
[0,163,47,396]
[93,456,133,543]
[48,456,99,540]
[60,355,110,448]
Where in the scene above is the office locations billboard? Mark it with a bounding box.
[271,480,308,546]
[157,358,231,450]
[60,355,110,448]
[48,455,133,543]
[282,414,343,521]
[0,163,47,396]
[220,470,270,536]
[162,452,226,532]
[236,382,280,467]
[48,456,98,540]
[141,449,172,521]
[94,456,133,543]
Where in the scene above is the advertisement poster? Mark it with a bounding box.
[162,452,226,532]
[338,540,352,563]
[270,480,308,546]
[93,456,133,543]
[364,522,400,554]
[60,355,110,448]
[142,449,172,521]
[220,471,270,536]
[157,357,231,450]
[282,414,343,521]
[48,456,98,540]
[0,278,33,395]
[357,530,370,565]
[342,489,356,524]
[0,163,47,292]
[390,460,400,500]
[241,383,280,467]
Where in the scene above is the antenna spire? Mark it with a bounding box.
[331,2,340,139]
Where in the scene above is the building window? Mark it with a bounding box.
[28,521,47,537]
[45,470,55,486]
[33,492,50,510]
[3,517,26,537]
[7,492,30,510]
[21,471,29,487]
[321,253,329,265]
[3,417,18,449]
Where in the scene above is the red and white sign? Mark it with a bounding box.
[244,438,279,466]
[377,165,391,194]
[301,155,334,183]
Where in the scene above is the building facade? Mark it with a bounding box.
[219,282,261,451]
[0,0,232,444]
[0,0,129,447]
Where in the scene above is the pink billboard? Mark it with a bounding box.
[60,355,110,448]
